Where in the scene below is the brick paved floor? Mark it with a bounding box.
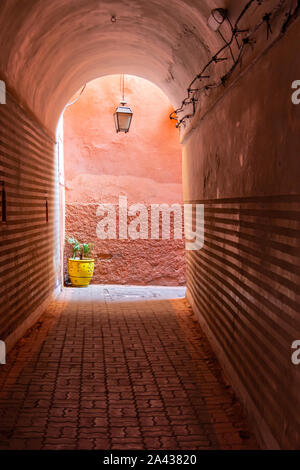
[0,286,259,450]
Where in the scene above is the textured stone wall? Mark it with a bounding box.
[65,204,185,286]
[63,76,185,285]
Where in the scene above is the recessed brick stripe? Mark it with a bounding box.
[185,196,300,449]
[0,91,58,341]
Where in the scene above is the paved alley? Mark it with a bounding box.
[0,286,258,450]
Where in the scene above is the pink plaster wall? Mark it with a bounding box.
[63,75,185,285]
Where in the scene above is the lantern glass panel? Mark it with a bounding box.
[114,105,133,133]
[118,112,131,131]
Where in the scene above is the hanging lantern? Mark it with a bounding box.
[114,75,133,133]
[114,101,133,133]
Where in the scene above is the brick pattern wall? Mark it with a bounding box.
[182,19,300,448]
[186,195,300,448]
[0,91,59,340]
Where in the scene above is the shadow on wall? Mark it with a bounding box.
[63,75,185,286]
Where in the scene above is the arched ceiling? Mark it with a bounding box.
[0,0,245,133]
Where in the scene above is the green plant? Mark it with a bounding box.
[66,236,94,259]
[82,243,92,258]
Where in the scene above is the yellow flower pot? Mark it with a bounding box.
[68,258,95,287]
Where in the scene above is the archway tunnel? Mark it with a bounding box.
[0,0,299,450]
